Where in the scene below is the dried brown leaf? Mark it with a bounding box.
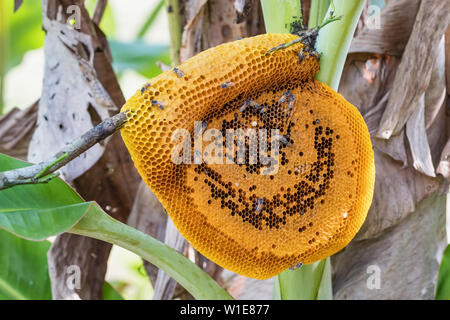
[376,0,450,139]
[0,101,38,160]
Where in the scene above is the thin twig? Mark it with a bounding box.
[266,8,342,55]
[0,112,128,190]
[166,0,182,65]
[10,172,61,188]
[93,0,108,25]
[266,28,320,55]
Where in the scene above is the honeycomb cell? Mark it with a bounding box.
[120,33,375,279]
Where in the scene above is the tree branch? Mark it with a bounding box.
[0,112,127,190]
[92,0,108,25]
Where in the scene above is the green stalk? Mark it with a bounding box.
[137,0,165,39]
[315,0,365,90]
[165,0,182,65]
[260,0,303,33]
[261,0,365,300]
[308,0,331,28]
[274,259,332,299]
[262,0,333,300]
[70,207,233,300]
[0,0,8,115]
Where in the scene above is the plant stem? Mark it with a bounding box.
[262,0,364,301]
[315,0,365,90]
[69,206,233,300]
[0,0,8,115]
[275,259,331,299]
[137,0,165,39]
[308,0,331,28]
[261,1,333,301]
[266,14,342,55]
[0,112,127,190]
[260,0,303,33]
[165,0,182,65]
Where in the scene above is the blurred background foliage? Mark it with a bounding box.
[4,0,44,71]
[0,0,172,298]
[1,0,170,115]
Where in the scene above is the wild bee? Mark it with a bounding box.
[280,90,295,104]
[259,105,266,114]
[299,46,320,63]
[255,198,264,213]
[239,99,251,112]
[201,120,208,132]
[151,100,164,110]
[221,81,235,89]
[249,100,262,112]
[279,90,291,103]
[173,67,184,78]
[140,83,151,93]
[274,134,291,146]
[288,94,295,111]
[289,262,303,270]
[298,48,305,63]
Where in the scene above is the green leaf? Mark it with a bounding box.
[308,0,331,29]
[70,207,233,300]
[103,282,124,300]
[0,153,231,300]
[137,0,165,39]
[436,244,450,300]
[273,259,332,300]
[315,0,366,90]
[109,39,171,78]
[0,153,91,240]
[261,0,303,33]
[6,0,45,71]
[0,229,52,300]
[0,223,122,300]
[0,203,96,241]
[262,0,365,300]
[85,0,116,37]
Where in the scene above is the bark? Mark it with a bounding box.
[376,0,450,139]
[33,0,140,300]
[0,101,38,160]
[332,0,449,299]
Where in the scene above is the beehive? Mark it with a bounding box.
[120,33,375,279]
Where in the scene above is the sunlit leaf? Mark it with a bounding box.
[0,225,122,300]
[136,0,165,39]
[436,244,450,300]
[0,229,52,300]
[85,0,116,37]
[109,39,171,78]
[0,153,90,240]
[273,258,332,300]
[103,282,124,300]
[7,0,45,71]
[0,153,232,300]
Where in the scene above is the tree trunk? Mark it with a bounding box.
[332,0,450,299]
[35,0,140,300]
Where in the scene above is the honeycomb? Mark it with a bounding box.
[120,33,375,279]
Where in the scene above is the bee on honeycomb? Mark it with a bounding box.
[120,33,375,279]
